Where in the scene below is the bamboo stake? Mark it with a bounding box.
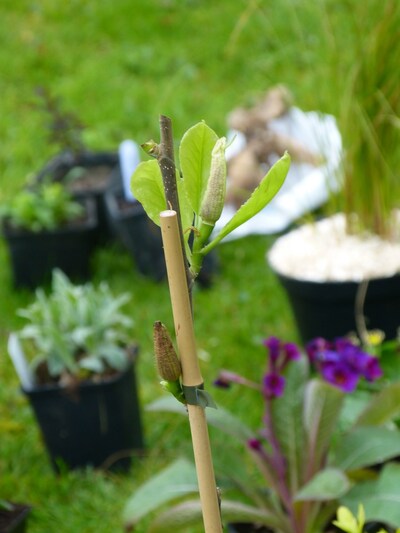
[159,210,223,533]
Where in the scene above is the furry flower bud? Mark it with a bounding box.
[153,321,182,381]
[200,137,227,225]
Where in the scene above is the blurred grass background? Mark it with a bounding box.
[0,1,360,531]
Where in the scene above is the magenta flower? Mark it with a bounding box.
[263,372,285,399]
[364,356,383,381]
[283,342,300,361]
[306,336,383,392]
[263,336,281,362]
[247,438,263,451]
[321,361,359,393]
[306,337,331,363]
[213,370,242,389]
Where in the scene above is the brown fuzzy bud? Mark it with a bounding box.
[153,321,182,381]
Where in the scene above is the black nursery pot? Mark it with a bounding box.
[36,150,119,244]
[274,270,400,343]
[2,198,97,289]
[0,504,31,533]
[227,521,394,533]
[23,352,143,473]
[105,186,167,281]
[227,523,271,532]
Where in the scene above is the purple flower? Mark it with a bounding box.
[363,356,383,381]
[316,349,341,365]
[320,361,359,393]
[306,337,331,362]
[213,370,241,389]
[247,438,263,451]
[263,336,281,362]
[307,336,384,391]
[283,342,300,361]
[263,372,285,399]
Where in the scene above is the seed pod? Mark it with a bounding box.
[153,321,182,381]
[200,137,227,225]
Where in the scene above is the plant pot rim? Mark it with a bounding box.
[268,213,400,284]
[0,502,31,531]
[105,185,143,219]
[22,344,139,396]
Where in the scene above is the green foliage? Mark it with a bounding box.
[17,269,133,378]
[328,0,400,237]
[122,458,198,530]
[2,2,396,532]
[131,120,290,276]
[0,183,83,232]
[125,360,400,532]
[342,464,400,529]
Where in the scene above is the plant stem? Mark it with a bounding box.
[157,115,193,292]
[263,401,302,533]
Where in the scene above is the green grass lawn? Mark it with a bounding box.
[0,1,365,531]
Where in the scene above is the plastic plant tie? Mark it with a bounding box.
[182,383,217,409]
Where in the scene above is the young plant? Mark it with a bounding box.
[0,182,83,232]
[125,116,290,532]
[124,336,400,532]
[131,119,290,284]
[17,269,133,381]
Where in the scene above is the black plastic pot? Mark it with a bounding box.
[2,198,97,289]
[227,521,394,533]
[227,523,271,532]
[35,150,119,243]
[274,269,400,343]
[105,186,167,281]
[0,503,31,533]
[23,350,143,473]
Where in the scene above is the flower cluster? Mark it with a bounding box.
[214,335,383,397]
[306,337,383,392]
[262,336,300,399]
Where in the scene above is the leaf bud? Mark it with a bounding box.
[141,140,160,158]
[200,137,227,225]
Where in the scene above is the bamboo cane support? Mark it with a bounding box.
[160,210,223,533]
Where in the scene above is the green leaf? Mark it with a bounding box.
[122,458,198,529]
[146,395,256,443]
[271,356,308,493]
[303,379,344,475]
[341,463,400,528]
[130,159,193,244]
[353,382,400,427]
[333,426,400,471]
[221,499,290,532]
[148,499,289,532]
[295,468,350,501]
[179,121,219,215]
[202,152,290,253]
[130,160,166,226]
